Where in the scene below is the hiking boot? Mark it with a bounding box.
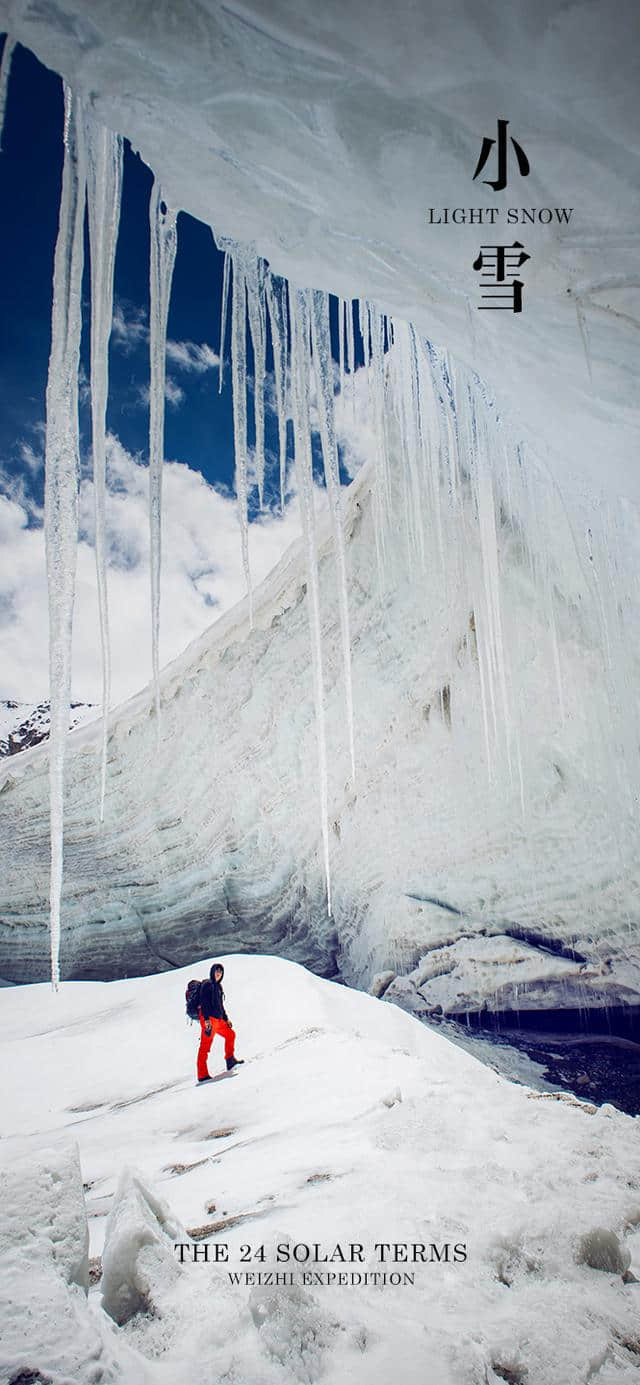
[226,1056,244,1071]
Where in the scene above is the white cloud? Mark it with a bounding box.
[163,376,186,408]
[78,362,92,408]
[166,339,219,374]
[135,376,185,410]
[111,296,218,389]
[19,439,44,475]
[111,300,148,353]
[0,436,305,706]
[0,459,43,523]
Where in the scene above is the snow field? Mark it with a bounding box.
[0,955,639,1383]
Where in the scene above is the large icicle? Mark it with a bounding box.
[85,115,123,822]
[265,270,289,510]
[230,250,253,624]
[148,181,178,725]
[345,298,355,415]
[310,288,356,782]
[414,331,446,585]
[0,33,15,153]
[44,84,87,987]
[357,298,369,367]
[289,286,332,915]
[390,319,425,568]
[337,298,346,406]
[367,303,392,584]
[244,253,267,507]
[218,246,230,394]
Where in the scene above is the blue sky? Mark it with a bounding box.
[0,40,370,706]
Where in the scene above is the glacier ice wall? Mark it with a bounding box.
[1,342,639,1005]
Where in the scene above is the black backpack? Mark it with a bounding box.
[185,979,203,1022]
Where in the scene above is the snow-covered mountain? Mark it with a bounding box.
[0,699,97,758]
[1,955,638,1385]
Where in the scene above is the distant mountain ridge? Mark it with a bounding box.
[0,700,97,758]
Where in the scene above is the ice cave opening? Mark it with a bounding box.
[0,3,639,1112]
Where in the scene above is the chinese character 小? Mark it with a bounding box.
[472,119,530,192]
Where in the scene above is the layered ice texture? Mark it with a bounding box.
[0,1,638,1006]
[2,406,639,1005]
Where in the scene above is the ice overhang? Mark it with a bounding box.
[1,0,638,500]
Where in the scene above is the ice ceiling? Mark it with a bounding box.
[2,0,638,496]
[0,0,639,1004]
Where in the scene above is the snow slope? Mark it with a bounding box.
[1,955,639,1384]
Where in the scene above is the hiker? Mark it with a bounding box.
[197,962,244,1083]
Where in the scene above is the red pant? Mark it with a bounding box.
[197,1014,236,1080]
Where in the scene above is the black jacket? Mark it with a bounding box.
[199,978,229,1022]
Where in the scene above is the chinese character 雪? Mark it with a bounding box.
[473,241,530,312]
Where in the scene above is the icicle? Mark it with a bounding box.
[575,296,593,385]
[310,287,356,783]
[289,285,332,915]
[368,303,392,583]
[344,300,353,375]
[335,295,344,404]
[336,300,348,492]
[474,594,496,779]
[345,298,355,410]
[413,328,446,580]
[442,350,472,614]
[266,270,289,511]
[352,301,363,418]
[148,180,178,726]
[447,371,495,777]
[44,84,87,988]
[358,297,370,367]
[407,323,428,569]
[244,254,267,507]
[393,320,425,567]
[364,301,375,453]
[218,247,230,394]
[428,345,455,503]
[85,115,123,822]
[387,325,412,559]
[230,252,253,624]
[0,34,15,153]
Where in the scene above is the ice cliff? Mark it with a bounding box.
[1,432,639,1006]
